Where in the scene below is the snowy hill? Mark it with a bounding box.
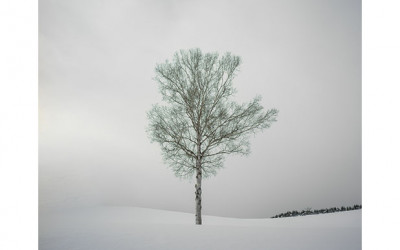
[40,206,361,250]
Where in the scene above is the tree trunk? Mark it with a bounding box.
[195,165,202,225]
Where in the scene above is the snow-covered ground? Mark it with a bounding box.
[40,206,361,250]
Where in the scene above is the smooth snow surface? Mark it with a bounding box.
[40,207,361,250]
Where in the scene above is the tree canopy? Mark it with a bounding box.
[147,48,278,178]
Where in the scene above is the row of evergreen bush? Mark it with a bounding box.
[271,204,362,218]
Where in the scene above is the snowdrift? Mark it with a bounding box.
[40,206,361,250]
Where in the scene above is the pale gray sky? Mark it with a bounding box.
[39,0,361,218]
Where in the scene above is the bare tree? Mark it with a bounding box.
[147,48,278,225]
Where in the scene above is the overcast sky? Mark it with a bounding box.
[39,0,361,218]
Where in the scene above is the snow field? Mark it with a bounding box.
[40,206,361,250]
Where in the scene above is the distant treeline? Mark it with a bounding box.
[271,204,362,218]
